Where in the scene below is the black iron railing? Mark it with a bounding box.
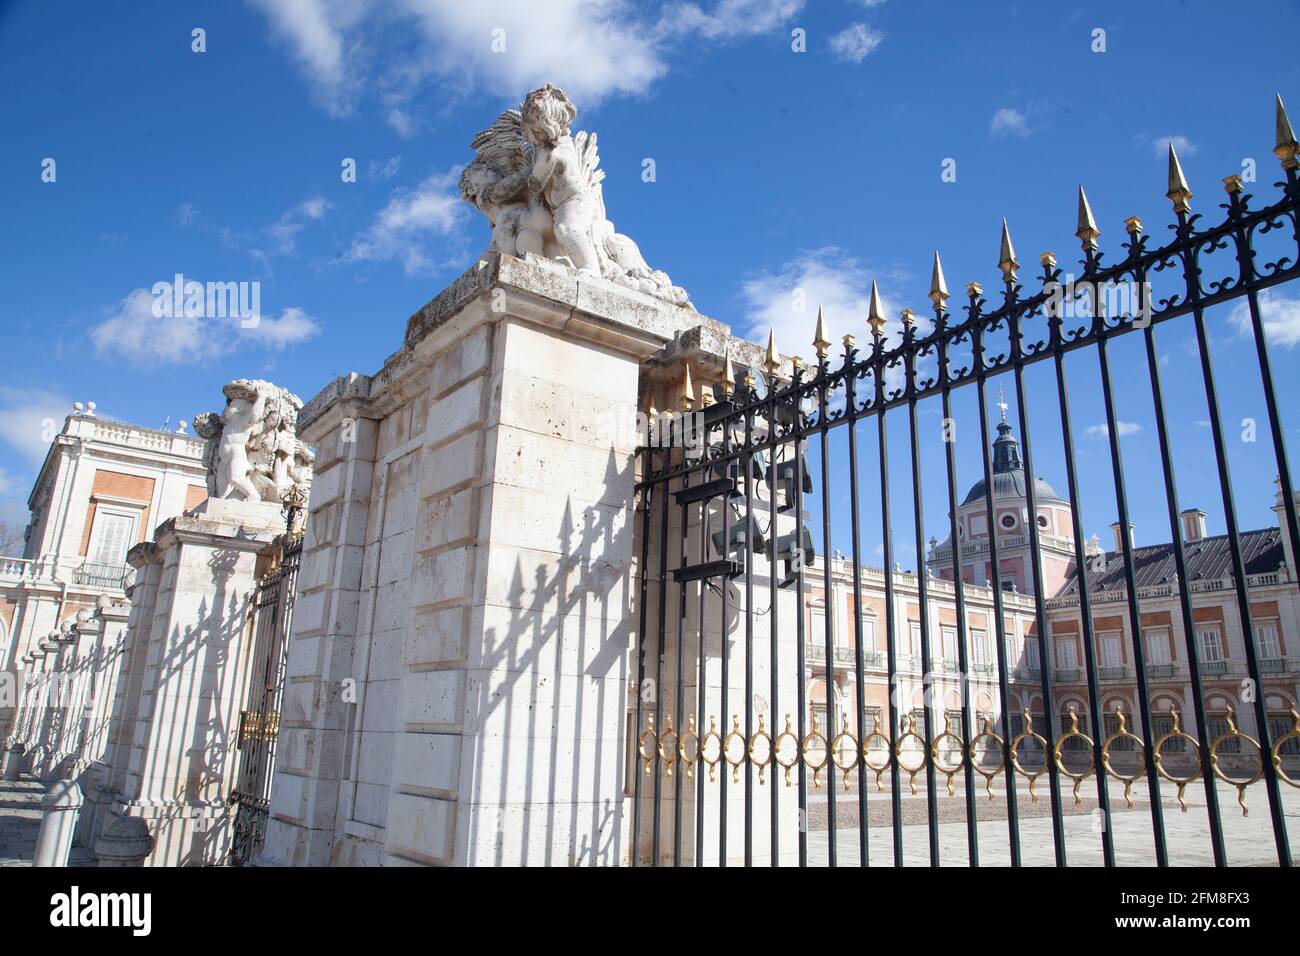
[631,99,1300,867]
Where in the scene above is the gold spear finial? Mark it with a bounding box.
[998,219,1019,281]
[966,281,983,298]
[1223,174,1244,194]
[1166,143,1193,214]
[764,327,782,377]
[1124,215,1144,235]
[1076,185,1101,251]
[867,280,886,336]
[813,305,831,358]
[929,251,950,305]
[721,351,736,397]
[679,362,695,411]
[1040,251,1057,269]
[900,308,917,327]
[1276,93,1299,169]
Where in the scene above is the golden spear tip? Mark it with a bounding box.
[867,280,886,334]
[813,305,831,358]
[721,351,735,397]
[679,363,694,411]
[1276,93,1299,169]
[1166,142,1193,213]
[1076,185,1100,250]
[1124,215,1144,235]
[764,327,782,375]
[998,219,1019,280]
[929,251,949,304]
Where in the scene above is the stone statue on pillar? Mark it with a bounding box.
[192,379,314,504]
[459,82,694,310]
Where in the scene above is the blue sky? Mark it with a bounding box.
[1,0,1298,567]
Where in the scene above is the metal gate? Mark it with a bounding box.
[631,97,1300,867]
[229,522,302,866]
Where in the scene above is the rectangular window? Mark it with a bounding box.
[811,607,829,642]
[1200,627,1224,663]
[90,510,136,565]
[1055,639,1078,670]
[1104,713,1136,750]
[864,707,882,736]
[1256,623,1281,660]
[1269,714,1299,754]
[1100,633,1123,668]
[1208,714,1240,753]
[860,617,876,652]
[1025,639,1041,669]
[909,622,921,657]
[941,626,958,662]
[1146,629,1171,665]
[1152,714,1185,752]
[971,629,988,668]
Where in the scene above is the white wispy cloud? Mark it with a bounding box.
[1085,421,1142,439]
[250,0,804,131]
[267,196,330,253]
[1229,289,1300,348]
[88,287,320,366]
[829,23,883,63]
[990,107,1030,139]
[368,156,402,180]
[1144,134,1197,158]
[0,387,74,466]
[345,168,466,274]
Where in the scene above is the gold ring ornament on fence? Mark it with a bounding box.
[861,724,893,793]
[802,711,829,790]
[894,713,928,796]
[1009,708,1049,803]
[657,713,678,778]
[830,713,860,792]
[701,715,724,783]
[1209,705,1264,816]
[678,714,700,781]
[723,715,747,784]
[1051,706,1096,805]
[967,716,1006,800]
[1152,706,1202,812]
[774,714,800,787]
[930,712,966,797]
[638,713,658,778]
[1100,704,1145,809]
[1271,707,1300,789]
[748,713,774,785]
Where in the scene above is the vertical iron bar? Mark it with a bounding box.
[631,439,653,866]
[905,327,941,867]
[696,471,708,867]
[720,403,733,868]
[673,422,691,866]
[845,352,871,868]
[793,381,809,868]
[818,361,838,866]
[744,392,755,867]
[652,420,671,866]
[768,391,780,867]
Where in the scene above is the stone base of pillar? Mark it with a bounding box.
[106,800,233,867]
[93,813,154,867]
[1,742,23,780]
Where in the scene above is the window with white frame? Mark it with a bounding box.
[1199,626,1224,663]
[1055,639,1078,671]
[941,626,958,662]
[1100,632,1123,669]
[859,616,876,652]
[970,628,988,668]
[908,622,921,657]
[810,606,829,643]
[1145,629,1172,665]
[88,506,139,566]
[1256,622,1281,660]
[1025,637,1041,669]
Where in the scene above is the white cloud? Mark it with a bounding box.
[990,107,1030,139]
[248,0,369,116]
[88,287,321,366]
[1086,421,1141,439]
[1229,289,1300,348]
[251,0,803,128]
[368,156,402,180]
[176,203,199,225]
[345,168,465,274]
[0,387,73,466]
[1147,134,1197,158]
[738,247,916,388]
[829,23,883,63]
[266,196,330,253]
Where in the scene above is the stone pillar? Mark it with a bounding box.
[2,741,23,779]
[33,778,83,867]
[94,813,153,867]
[107,502,283,866]
[261,255,716,866]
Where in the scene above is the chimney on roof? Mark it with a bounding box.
[1180,508,1207,543]
[1085,534,1105,573]
[1110,521,1134,552]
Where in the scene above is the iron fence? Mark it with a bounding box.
[631,97,1300,867]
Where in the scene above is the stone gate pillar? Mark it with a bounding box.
[260,255,718,866]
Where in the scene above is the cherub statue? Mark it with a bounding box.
[193,380,312,504]
[458,111,551,260]
[521,84,602,275]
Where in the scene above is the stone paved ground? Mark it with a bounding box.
[0,777,96,867]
